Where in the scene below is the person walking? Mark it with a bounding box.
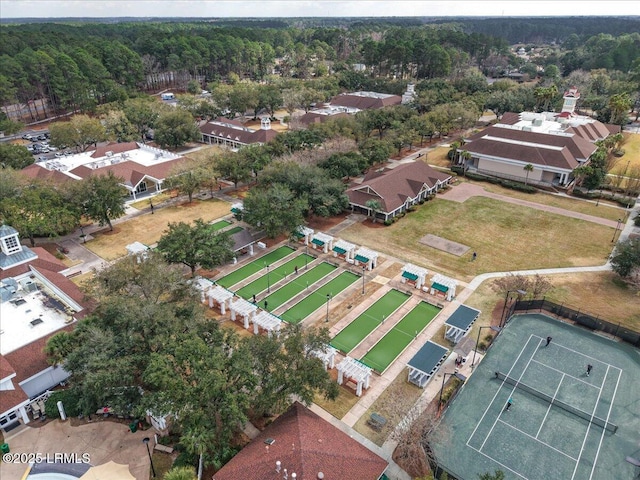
[252,294,256,304]
[150,201,154,214]
[586,364,593,376]
[546,336,552,347]
[295,265,298,274]
[472,252,477,261]
[505,397,513,412]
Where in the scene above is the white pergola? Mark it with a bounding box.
[193,277,214,302]
[207,285,234,314]
[252,310,282,336]
[294,225,314,245]
[354,247,379,271]
[231,202,244,214]
[336,356,372,397]
[429,273,457,301]
[401,263,429,289]
[230,297,258,328]
[332,239,356,260]
[311,232,334,253]
[125,241,149,260]
[309,345,337,370]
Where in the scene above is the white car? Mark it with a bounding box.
[48,146,58,151]
[55,152,64,158]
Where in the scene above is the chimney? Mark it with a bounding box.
[276,461,281,473]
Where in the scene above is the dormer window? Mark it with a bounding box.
[1,230,22,256]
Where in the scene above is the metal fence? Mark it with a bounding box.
[507,299,640,348]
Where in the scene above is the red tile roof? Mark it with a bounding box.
[69,158,186,190]
[0,355,16,380]
[347,162,452,213]
[213,402,387,480]
[20,164,73,184]
[0,247,66,280]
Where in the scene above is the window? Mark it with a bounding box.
[2,235,21,255]
[135,181,148,194]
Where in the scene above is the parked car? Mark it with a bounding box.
[22,134,33,140]
[37,156,47,162]
[37,134,47,141]
[54,152,64,158]
[48,146,58,151]
[64,150,72,156]
[26,145,35,152]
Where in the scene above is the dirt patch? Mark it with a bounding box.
[177,201,198,208]
[362,219,386,229]
[306,213,349,232]
[419,233,470,256]
[99,227,122,236]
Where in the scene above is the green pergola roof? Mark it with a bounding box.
[293,231,304,238]
[432,282,449,293]
[333,246,347,255]
[354,254,369,263]
[231,207,242,213]
[311,238,325,246]
[402,271,419,281]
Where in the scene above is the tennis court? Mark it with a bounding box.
[280,271,360,325]
[360,301,441,373]
[210,219,231,231]
[235,253,314,300]
[216,246,295,288]
[258,262,336,311]
[331,289,410,353]
[432,313,640,480]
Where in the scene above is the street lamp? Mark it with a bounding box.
[500,289,527,327]
[361,265,366,294]
[79,225,86,244]
[438,371,466,411]
[611,218,622,243]
[471,326,502,369]
[266,264,271,293]
[142,437,156,478]
[305,245,309,270]
[325,293,331,322]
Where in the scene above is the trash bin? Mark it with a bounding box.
[1,443,9,454]
[128,422,137,433]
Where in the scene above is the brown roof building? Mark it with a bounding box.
[213,402,388,480]
[347,161,452,222]
[329,91,402,110]
[20,142,187,200]
[200,117,278,149]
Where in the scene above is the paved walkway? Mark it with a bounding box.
[0,420,151,480]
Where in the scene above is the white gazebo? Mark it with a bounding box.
[354,247,379,271]
[336,356,372,397]
[230,297,258,328]
[401,263,429,289]
[193,277,214,302]
[126,241,149,260]
[332,239,356,261]
[309,345,337,370]
[294,225,314,245]
[207,285,234,314]
[252,310,282,337]
[310,232,334,253]
[429,273,457,301]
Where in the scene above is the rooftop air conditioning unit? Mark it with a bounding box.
[105,151,113,157]
[20,278,38,293]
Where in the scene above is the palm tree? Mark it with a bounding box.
[365,199,382,223]
[523,163,534,185]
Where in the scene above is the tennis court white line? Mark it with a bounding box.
[466,444,529,480]
[588,367,622,480]
[530,359,602,390]
[498,418,578,461]
[531,335,620,369]
[570,364,610,480]
[467,334,540,447]
[479,337,542,451]
[536,373,564,439]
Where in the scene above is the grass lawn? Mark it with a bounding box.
[215,246,295,288]
[352,370,423,446]
[260,262,336,310]
[281,271,360,324]
[313,369,361,420]
[461,271,640,339]
[85,198,231,261]
[459,178,625,221]
[331,289,411,353]
[184,144,224,162]
[611,132,640,174]
[424,146,451,168]
[150,451,174,479]
[129,191,173,210]
[360,302,441,373]
[340,197,613,282]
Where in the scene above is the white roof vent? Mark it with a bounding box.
[105,151,113,157]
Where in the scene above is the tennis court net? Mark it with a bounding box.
[495,371,617,433]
